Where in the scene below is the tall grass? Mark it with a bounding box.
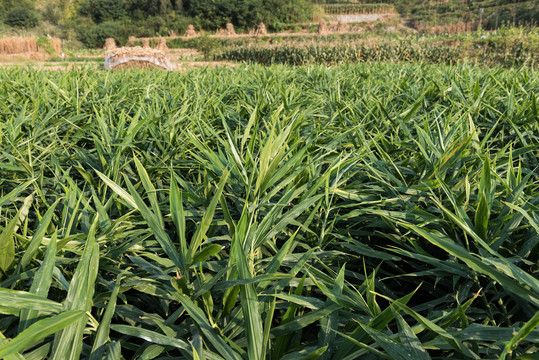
[0,63,537,359]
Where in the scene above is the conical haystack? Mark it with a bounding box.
[185,24,197,38]
[156,38,168,51]
[104,37,117,50]
[142,38,150,48]
[255,22,267,36]
[317,19,328,35]
[128,36,137,46]
[225,23,235,36]
[217,23,236,36]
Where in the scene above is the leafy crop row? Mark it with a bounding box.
[0,63,537,359]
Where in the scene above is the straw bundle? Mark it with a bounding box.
[104,38,117,50]
[156,38,168,51]
[255,23,267,36]
[0,37,61,55]
[185,25,197,38]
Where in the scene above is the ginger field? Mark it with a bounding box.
[0,63,538,359]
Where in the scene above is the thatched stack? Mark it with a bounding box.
[104,38,117,50]
[317,19,328,35]
[142,38,150,48]
[185,25,197,37]
[104,47,172,70]
[156,38,168,51]
[127,36,137,46]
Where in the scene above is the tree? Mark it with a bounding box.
[79,0,125,23]
[4,8,40,28]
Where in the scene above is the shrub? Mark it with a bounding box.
[36,36,56,54]
[4,7,40,28]
[77,21,125,48]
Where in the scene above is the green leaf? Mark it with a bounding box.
[0,179,35,208]
[271,304,342,337]
[19,200,59,271]
[400,223,539,307]
[176,294,242,360]
[232,219,264,360]
[51,216,100,360]
[0,194,33,273]
[192,244,223,266]
[500,311,539,360]
[474,157,491,240]
[392,308,431,360]
[188,168,230,262]
[123,175,183,270]
[0,310,85,358]
[0,330,24,360]
[0,288,63,313]
[359,323,413,360]
[110,325,191,352]
[170,177,188,275]
[95,169,137,209]
[90,269,129,360]
[19,231,58,332]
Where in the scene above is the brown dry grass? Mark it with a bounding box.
[0,37,60,55]
[0,37,61,62]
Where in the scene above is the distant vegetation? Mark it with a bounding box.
[309,0,538,29]
[0,0,537,49]
[0,0,314,48]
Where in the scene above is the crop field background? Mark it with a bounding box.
[0,63,538,359]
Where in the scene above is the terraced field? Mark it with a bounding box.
[0,63,538,359]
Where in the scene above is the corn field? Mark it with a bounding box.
[215,39,538,67]
[0,63,538,359]
[216,43,461,65]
